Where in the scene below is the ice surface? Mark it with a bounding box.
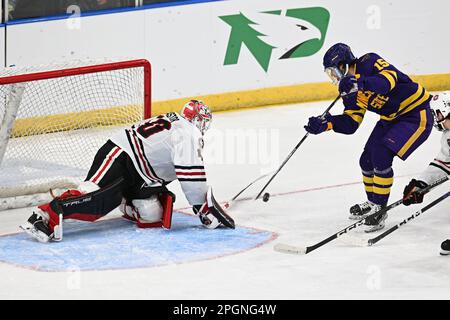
[0,99,449,299]
[0,214,274,272]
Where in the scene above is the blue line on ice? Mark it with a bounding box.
[0,212,275,272]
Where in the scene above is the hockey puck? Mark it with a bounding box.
[262,192,270,202]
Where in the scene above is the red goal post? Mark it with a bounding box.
[0,59,152,208]
[0,59,151,116]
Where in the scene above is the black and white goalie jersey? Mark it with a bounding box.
[110,112,207,205]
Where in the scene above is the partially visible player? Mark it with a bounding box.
[21,100,234,243]
[305,43,433,232]
[402,92,450,255]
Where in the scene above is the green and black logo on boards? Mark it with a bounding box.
[220,7,330,72]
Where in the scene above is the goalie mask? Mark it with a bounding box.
[181,100,212,135]
[430,92,450,131]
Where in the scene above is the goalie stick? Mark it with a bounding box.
[254,95,341,201]
[223,171,278,209]
[274,175,449,255]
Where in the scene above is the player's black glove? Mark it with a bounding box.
[403,179,429,206]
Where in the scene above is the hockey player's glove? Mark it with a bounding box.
[304,113,333,135]
[193,203,221,229]
[339,76,360,97]
[403,179,429,206]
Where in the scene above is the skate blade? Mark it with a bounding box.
[364,223,385,233]
[348,214,370,220]
[273,243,307,255]
[337,234,369,247]
[19,224,50,243]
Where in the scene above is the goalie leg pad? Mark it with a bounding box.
[51,177,125,223]
[132,197,163,226]
[77,181,100,194]
[159,191,175,229]
[120,191,175,229]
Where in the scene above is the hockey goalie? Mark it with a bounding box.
[20,100,235,243]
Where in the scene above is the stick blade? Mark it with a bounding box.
[337,234,369,247]
[274,243,307,255]
[207,187,235,229]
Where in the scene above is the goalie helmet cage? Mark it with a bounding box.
[0,59,151,200]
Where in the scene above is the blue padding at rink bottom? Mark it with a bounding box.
[0,212,275,272]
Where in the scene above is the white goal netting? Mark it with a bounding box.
[0,59,151,207]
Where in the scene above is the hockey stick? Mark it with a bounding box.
[254,95,341,200]
[274,175,449,255]
[366,191,450,246]
[223,172,273,209]
[232,172,272,201]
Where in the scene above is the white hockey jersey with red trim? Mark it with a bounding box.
[419,130,450,184]
[110,112,207,205]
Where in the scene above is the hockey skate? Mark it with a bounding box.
[349,200,386,232]
[20,209,63,243]
[349,200,382,220]
[363,210,387,233]
[440,239,450,256]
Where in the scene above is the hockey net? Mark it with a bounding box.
[0,59,151,209]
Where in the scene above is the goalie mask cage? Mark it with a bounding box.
[0,59,151,200]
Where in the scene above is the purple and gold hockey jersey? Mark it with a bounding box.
[331,53,431,134]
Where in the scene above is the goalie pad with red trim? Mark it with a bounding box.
[120,191,175,229]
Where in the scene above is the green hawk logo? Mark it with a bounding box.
[220,7,330,72]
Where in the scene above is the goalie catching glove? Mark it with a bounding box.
[193,187,235,229]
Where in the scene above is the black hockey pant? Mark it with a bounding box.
[47,140,168,222]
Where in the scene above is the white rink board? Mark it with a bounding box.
[5,10,146,67]
[5,0,450,101]
[144,0,450,100]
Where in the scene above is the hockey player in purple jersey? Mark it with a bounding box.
[305,43,433,232]
[402,92,450,255]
